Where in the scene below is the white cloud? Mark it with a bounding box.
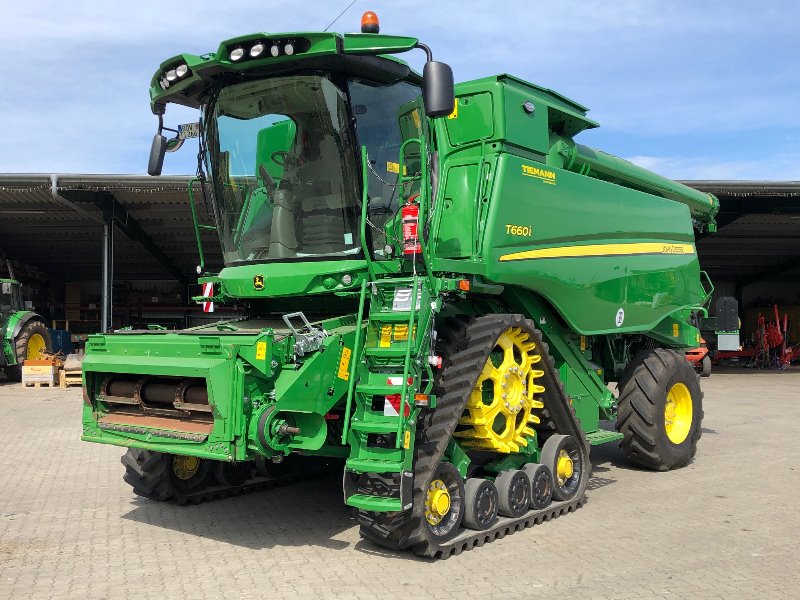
[626,153,800,181]
[0,0,798,175]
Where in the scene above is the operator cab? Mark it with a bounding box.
[207,71,426,267]
[0,281,22,320]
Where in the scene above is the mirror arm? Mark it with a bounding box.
[415,42,433,62]
[156,114,179,135]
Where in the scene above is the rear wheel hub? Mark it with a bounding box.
[425,479,451,525]
[664,382,693,444]
[26,333,46,360]
[172,455,200,480]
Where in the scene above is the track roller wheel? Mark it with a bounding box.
[462,478,498,530]
[522,463,553,509]
[422,462,465,544]
[214,461,252,487]
[495,469,531,518]
[541,434,582,501]
[616,348,703,471]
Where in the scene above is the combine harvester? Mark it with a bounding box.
[81,12,718,557]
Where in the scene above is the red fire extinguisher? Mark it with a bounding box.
[402,194,421,256]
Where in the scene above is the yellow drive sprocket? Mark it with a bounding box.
[455,326,545,453]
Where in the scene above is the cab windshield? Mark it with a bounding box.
[206,75,361,264]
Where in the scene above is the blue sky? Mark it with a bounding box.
[2,0,798,180]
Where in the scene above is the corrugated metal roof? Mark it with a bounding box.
[1,174,799,286]
[680,181,800,197]
[0,174,220,282]
[684,181,800,283]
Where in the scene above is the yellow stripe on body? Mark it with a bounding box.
[499,242,695,262]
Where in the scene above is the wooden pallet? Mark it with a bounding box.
[59,370,83,388]
[23,380,58,388]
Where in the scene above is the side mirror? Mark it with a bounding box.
[422,61,455,118]
[147,133,167,176]
[165,137,185,153]
[1,282,11,295]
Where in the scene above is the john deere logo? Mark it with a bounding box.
[253,275,265,290]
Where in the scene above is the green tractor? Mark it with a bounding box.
[81,14,717,557]
[1,275,53,381]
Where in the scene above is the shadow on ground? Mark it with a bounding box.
[122,472,356,551]
[122,445,629,554]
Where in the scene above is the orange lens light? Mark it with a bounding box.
[458,279,471,292]
[361,11,380,33]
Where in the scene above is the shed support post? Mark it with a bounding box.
[101,210,114,333]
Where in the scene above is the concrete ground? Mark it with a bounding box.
[1,370,798,599]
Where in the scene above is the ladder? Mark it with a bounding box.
[342,275,435,512]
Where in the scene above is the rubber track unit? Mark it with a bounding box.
[358,313,591,557]
[121,449,331,505]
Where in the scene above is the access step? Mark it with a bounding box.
[345,458,404,474]
[585,429,624,446]
[364,347,412,359]
[355,383,409,397]
[346,494,402,512]
[349,420,399,434]
[356,372,413,396]
[369,311,419,323]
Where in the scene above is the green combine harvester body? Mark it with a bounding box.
[81,22,717,556]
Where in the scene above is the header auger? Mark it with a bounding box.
[82,12,715,557]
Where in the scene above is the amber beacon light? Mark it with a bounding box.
[360,11,380,33]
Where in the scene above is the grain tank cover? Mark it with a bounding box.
[444,74,600,160]
[494,74,599,138]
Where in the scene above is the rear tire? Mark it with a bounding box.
[616,348,703,471]
[700,355,712,377]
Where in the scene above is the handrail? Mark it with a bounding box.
[396,275,419,448]
[700,270,715,306]
[187,177,207,273]
[359,146,375,282]
[341,278,368,444]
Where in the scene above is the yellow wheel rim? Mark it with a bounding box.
[26,333,46,360]
[455,327,544,453]
[425,479,451,525]
[557,450,574,483]
[172,455,200,480]
[664,382,693,444]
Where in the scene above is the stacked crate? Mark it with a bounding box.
[22,358,60,387]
